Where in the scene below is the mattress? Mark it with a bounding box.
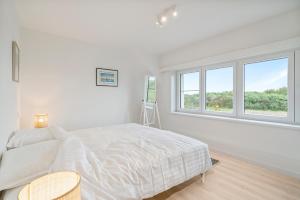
[1,124,212,200]
[1,185,23,200]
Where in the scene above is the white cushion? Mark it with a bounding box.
[48,126,70,140]
[0,140,60,191]
[7,128,53,149]
[7,126,68,149]
[1,185,24,200]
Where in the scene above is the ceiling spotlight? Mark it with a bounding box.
[160,16,167,23]
[155,16,163,27]
[155,5,178,28]
[172,10,178,17]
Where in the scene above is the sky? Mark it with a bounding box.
[245,58,288,92]
[182,72,199,91]
[182,57,288,93]
[206,67,233,92]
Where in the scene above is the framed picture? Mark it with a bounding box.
[96,68,118,87]
[12,41,20,82]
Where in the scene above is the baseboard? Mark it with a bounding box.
[199,136,300,180]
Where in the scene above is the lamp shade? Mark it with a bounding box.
[34,114,48,128]
[18,171,81,200]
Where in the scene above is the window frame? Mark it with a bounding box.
[175,51,295,124]
[202,63,237,117]
[238,52,295,123]
[176,68,201,113]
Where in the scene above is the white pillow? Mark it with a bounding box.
[6,126,69,149]
[48,126,70,140]
[0,140,60,191]
[1,185,25,200]
[6,128,53,149]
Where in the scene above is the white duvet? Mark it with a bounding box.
[3,124,212,200]
[50,124,212,200]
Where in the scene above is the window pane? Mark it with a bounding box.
[244,58,288,117]
[147,89,156,103]
[148,76,156,90]
[146,76,156,103]
[182,72,199,91]
[180,72,200,109]
[181,91,200,109]
[205,67,233,113]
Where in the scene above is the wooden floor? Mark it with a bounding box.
[147,151,300,200]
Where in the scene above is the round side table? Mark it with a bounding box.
[18,171,81,200]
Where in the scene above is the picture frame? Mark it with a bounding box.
[12,41,20,82]
[96,68,118,87]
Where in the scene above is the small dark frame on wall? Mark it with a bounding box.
[96,68,118,87]
[12,41,20,82]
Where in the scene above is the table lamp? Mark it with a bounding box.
[34,114,48,128]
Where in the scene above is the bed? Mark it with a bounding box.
[0,123,212,200]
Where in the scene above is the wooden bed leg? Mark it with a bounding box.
[201,172,206,183]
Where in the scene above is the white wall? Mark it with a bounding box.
[160,9,300,68]
[158,9,300,178]
[0,0,20,152]
[20,29,157,130]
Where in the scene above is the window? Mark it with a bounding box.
[146,76,156,103]
[179,71,200,109]
[244,58,288,117]
[175,51,295,124]
[205,66,234,113]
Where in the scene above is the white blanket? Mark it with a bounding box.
[49,123,212,200]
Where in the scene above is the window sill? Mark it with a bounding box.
[170,111,300,130]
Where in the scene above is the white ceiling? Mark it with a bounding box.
[15,0,300,55]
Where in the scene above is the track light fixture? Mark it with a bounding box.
[156,5,178,28]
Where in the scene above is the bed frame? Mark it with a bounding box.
[201,172,206,183]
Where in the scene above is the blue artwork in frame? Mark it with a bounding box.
[96,68,118,87]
